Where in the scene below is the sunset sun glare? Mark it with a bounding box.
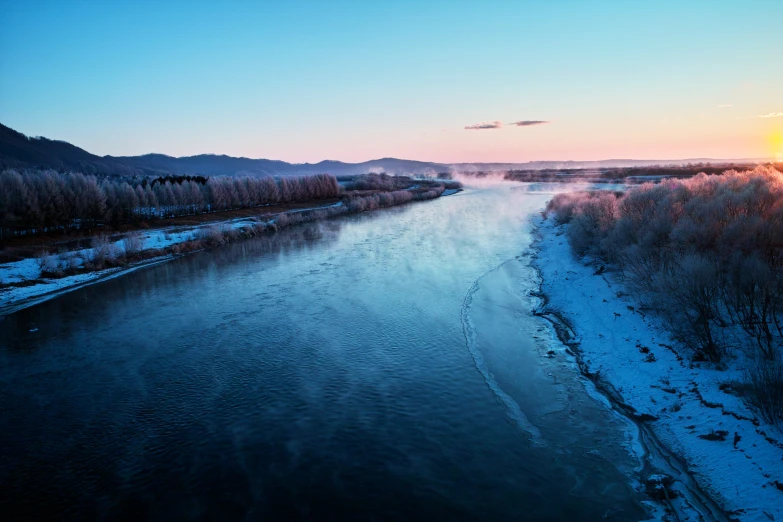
[769,128,783,161]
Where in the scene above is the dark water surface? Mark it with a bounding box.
[0,187,648,521]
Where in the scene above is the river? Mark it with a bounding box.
[0,186,650,521]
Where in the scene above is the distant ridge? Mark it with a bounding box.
[0,123,768,178]
[107,153,449,178]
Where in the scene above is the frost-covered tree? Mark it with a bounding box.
[0,169,342,240]
[546,165,783,418]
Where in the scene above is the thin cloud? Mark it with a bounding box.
[463,119,551,130]
[759,112,783,118]
[717,104,733,108]
[464,120,503,130]
[510,120,549,127]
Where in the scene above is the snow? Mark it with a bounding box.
[281,200,343,214]
[0,257,39,284]
[534,215,783,522]
[0,269,115,313]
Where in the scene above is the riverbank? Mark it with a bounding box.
[533,215,783,522]
[0,186,459,315]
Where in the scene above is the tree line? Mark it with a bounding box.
[29,179,451,279]
[546,165,783,423]
[502,163,783,184]
[0,169,340,239]
[341,172,416,191]
[140,174,209,187]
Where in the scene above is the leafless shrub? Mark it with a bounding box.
[123,231,145,258]
[310,209,328,220]
[550,165,783,371]
[656,254,728,362]
[64,253,81,273]
[545,192,584,223]
[90,234,119,268]
[345,185,442,213]
[223,226,239,241]
[744,352,783,426]
[343,173,413,191]
[37,250,59,277]
[276,213,291,227]
[195,225,224,245]
[564,192,618,258]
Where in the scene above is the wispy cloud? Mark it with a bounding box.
[464,120,503,130]
[717,104,733,108]
[759,112,783,118]
[510,120,549,126]
[464,119,551,130]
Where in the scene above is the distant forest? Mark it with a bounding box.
[502,163,783,184]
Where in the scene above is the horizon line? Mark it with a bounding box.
[8,123,777,167]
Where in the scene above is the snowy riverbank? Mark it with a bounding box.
[533,215,783,521]
[0,212,263,314]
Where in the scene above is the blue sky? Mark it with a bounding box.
[1,0,781,162]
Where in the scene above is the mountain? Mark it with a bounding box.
[109,153,300,177]
[0,123,768,178]
[0,123,449,178]
[108,154,449,177]
[0,123,144,176]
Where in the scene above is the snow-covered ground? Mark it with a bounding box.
[0,225,194,313]
[533,216,783,522]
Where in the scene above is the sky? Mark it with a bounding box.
[1,0,781,163]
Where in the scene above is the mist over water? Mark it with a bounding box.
[0,187,646,520]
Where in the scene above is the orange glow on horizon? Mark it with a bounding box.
[769,128,783,161]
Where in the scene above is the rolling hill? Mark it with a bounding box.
[0,123,767,178]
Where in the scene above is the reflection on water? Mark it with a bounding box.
[2,219,344,350]
[0,188,647,521]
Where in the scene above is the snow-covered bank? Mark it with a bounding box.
[0,218,253,315]
[533,216,783,522]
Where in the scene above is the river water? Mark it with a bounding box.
[0,186,649,521]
